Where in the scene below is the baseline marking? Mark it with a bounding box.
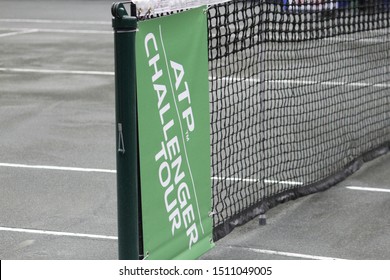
[0,226,117,240]
[227,246,346,260]
[0,163,116,174]
[346,186,390,193]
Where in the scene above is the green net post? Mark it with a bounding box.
[112,2,140,260]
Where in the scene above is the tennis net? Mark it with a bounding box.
[139,0,390,241]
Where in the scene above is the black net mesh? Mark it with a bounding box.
[139,0,390,241]
[207,0,390,240]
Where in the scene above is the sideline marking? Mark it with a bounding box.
[346,186,390,193]
[228,246,346,260]
[0,163,116,174]
[0,226,117,240]
[0,68,114,76]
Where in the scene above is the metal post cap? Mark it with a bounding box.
[111,2,137,30]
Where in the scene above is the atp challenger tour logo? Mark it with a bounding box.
[143,26,204,250]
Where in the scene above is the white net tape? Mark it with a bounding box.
[133,0,230,15]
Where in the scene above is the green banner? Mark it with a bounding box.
[135,7,213,260]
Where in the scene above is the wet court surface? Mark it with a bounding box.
[1,0,390,260]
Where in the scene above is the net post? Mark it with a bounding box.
[112,2,139,260]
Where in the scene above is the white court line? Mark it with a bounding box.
[321,81,345,86]
[0,68,386,87]
[270,79,317,85]
[211,177,303,185]
[0,29,39,38]
[0,68,114,76]
[0,163,116,174]
[264,179,303,186]
[325,37,390,43]
[0,164,303,186]
[0,19,110,25]
[230,246,345,260]
[212,176,248,182]
[209,76,261,83]
[243,178,258,182]
[211,76,390,88]
[0,226,117,240]
[269,80,390,88]
[373,83,390,88]
[349,82,371,87]
[210,32,390,43]
[346,186,390,193]
[0,27,111,35]
[34,28,112,35]
[212,177,258,182]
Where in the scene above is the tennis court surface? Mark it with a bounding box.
[1,0,390,260]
